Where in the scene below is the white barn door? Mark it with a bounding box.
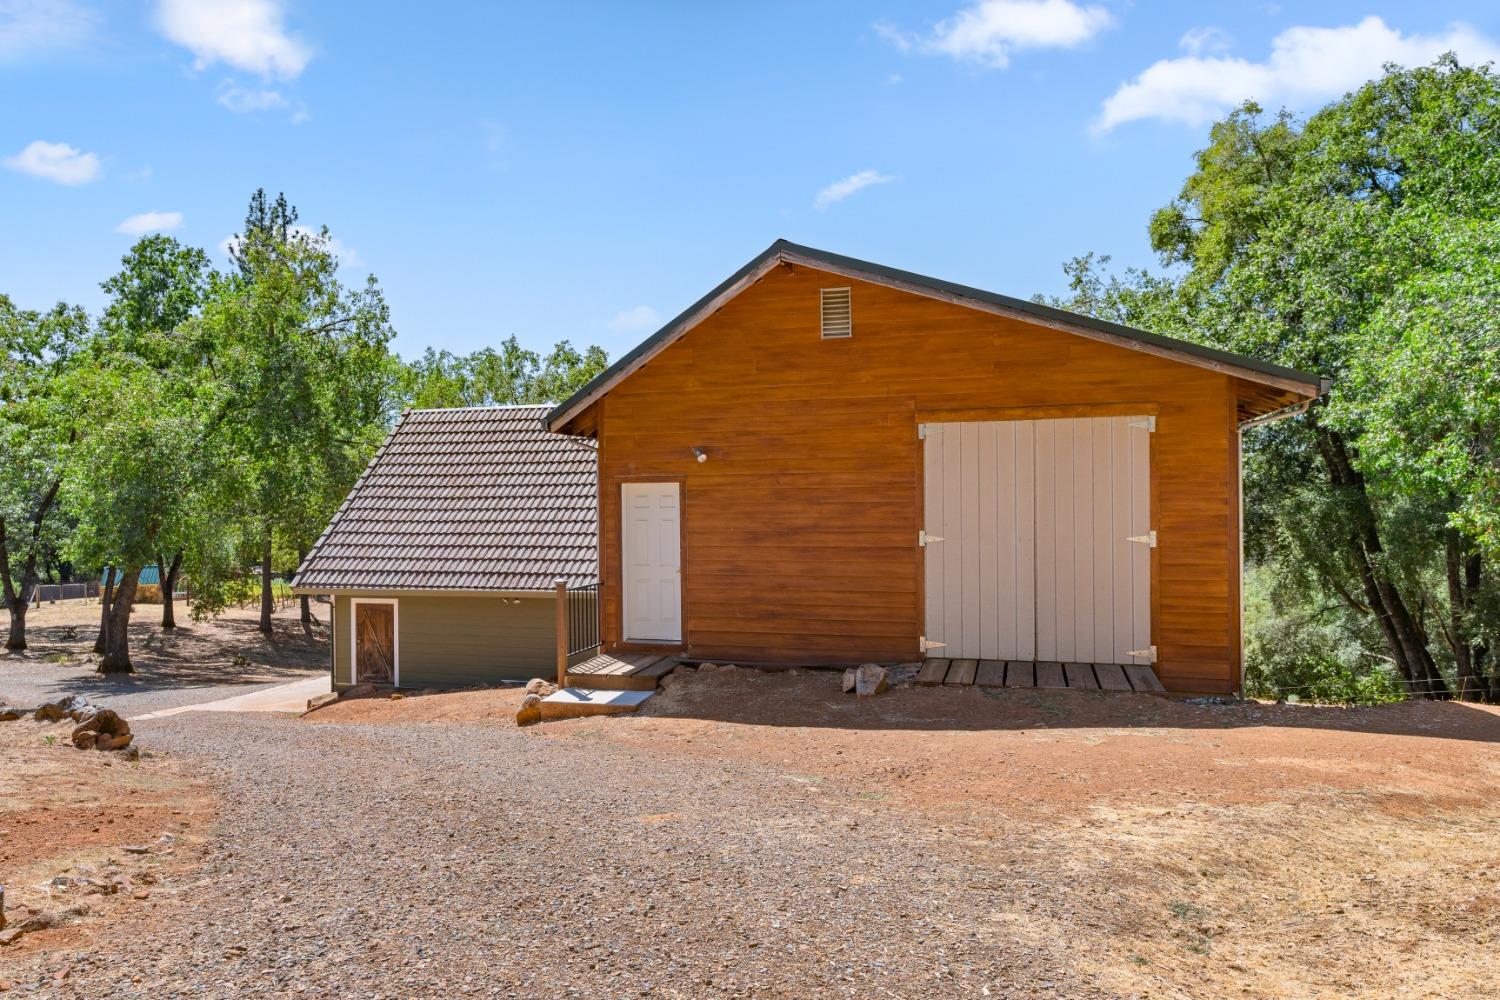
[622,483,682,643]
[923,416,1151,664]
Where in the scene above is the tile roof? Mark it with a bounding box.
[293,405,597,593]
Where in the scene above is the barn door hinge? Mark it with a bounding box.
[1130,416,1157,432]
[1127,644,1158,663]
[920,635,946,651]
[919,530,944,547]
[917,422,927,440]
[1127,530,1157,547]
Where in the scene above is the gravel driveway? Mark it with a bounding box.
[40,712,1110,999]
[0,660,324,718]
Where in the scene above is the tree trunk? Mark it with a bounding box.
[160,550,184,630]
[259,530,274,636]
[6,598,28,652]
[1444,531,1486,700]
[298,546,312,624]
[95,566,117,654]
[1311,421,1448,698]
[97,567,140,674]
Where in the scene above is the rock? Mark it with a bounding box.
[389,692,404,700]
[855,664,889,698]
[341,683,375,699]
[122,844,150,855]
[304,692,338,713]
[697,663,718,672]
[97,732,133,751]
[515,693,543,727]
[0,928,22,947]
[842,668,857,694]
[34,694,90,723]
[0,706,24,722]
[71,708,131,751]
[524,678,558,697]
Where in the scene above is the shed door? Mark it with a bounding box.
[353,600,396,685]
[622,483,682,643]
[923,417,1151,664]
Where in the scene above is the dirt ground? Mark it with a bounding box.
[6,598,328,682]
[0,716,214,987]
[318,667,1500,999]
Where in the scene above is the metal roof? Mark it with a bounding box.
[293,405,598,593]
[547,239,1329,432]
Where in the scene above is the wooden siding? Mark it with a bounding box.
[590,264,1243,693]
[333,593,557,689]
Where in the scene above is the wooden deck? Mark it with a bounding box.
[918,658,1166,694]
[566,651,680,691]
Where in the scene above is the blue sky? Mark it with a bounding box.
[4,1,1499,362]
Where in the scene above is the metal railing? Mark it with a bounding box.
[554,579,601,687]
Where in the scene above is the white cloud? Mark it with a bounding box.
[116,210,184,236]
[155,0,312,78]
[1178,26,1231,56]
[3,139,101,185]
[814,169,894,210]
[1097,16,1500,133]
[607,305,661,334]
[883,0,1114,69]
[0,0,97,61]
[217,80,287,112]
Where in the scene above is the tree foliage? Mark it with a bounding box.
[1047,56,1500,701]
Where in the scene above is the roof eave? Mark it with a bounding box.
[545,240,1327,432]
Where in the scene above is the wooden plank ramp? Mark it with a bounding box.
[1063,663,1100,689]
[1094,663,1132,692]
[944,658,978,686]
[1004,661,1034,688]
[916,658,951,686]
[1123,664,1167,693]
[1035,661,1067,688]
[974,660,1007,687]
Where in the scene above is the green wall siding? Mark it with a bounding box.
[333,593,557,689]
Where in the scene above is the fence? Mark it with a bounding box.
[33,582,100,603]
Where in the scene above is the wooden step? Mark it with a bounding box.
[540,688,654,720]
[564,671,658,691]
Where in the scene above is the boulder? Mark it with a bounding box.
[0,706,24,722]
[71,708,131,751]
[515,693,543,727]
[854,664,889,698]
[34,694,90,723]
[842,668,857,694]
[697,663,718,672]
[524,678,558,697]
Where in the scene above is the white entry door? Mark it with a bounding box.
[622,482,682,643]
[923,416,1152,664]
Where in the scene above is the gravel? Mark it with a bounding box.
[29,712,1115,998]
[0,660,321,717]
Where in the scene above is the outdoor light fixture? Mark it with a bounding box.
[692,447,708,463]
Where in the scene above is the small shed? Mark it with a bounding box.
[292,405,597,689]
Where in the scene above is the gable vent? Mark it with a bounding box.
[820,287,852,339]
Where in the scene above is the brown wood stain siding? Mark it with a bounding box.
[591,265,1243,693]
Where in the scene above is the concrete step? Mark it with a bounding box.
[540,687,654,720]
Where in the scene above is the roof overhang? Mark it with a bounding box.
[546,240,1329,434]
[291,586,563,598]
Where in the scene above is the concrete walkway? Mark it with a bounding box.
[131,674,331,721]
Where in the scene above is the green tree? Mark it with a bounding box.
[97,235,213,629]
[1046,57,1500,700]
[0,297,89,650]
[197,190,398,635]
[402,337,607,409]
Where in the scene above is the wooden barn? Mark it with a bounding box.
[292,405,597,690]
[545,241,1326,695]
